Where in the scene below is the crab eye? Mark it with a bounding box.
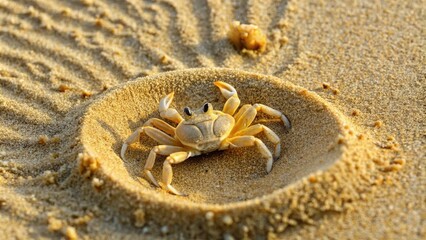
[184,107,192,116]
[203,103,209,112]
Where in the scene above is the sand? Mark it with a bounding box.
[0,0,424,239]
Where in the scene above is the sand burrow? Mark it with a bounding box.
[80,68,348,207]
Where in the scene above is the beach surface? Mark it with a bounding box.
[0,0,424,239]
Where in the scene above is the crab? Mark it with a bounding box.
[121,81,291,195]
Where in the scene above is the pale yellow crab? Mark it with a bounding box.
[121,81,291,195]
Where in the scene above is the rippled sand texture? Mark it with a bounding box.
[0,0,424,239]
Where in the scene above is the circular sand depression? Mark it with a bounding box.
[80,68,348,207]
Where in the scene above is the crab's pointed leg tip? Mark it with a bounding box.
[165,184,187,196]
[282,115,292,131]
[121,143,128,160]
[144,170,160,187]
[266,161,273,173]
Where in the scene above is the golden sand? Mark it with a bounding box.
[0,0,424,239]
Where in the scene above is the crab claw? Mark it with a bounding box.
[159,92,174,113]
[214,81,238,99]
[158,92,184,123]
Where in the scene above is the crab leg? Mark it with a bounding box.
[220,136,274,173]
[233,124,281,159]
[121,126,180,160]
[233,104,251,122]
[214,81,241,115]
[161,150,200,196]
[253,104,291,130]
[232,104,291,134]
[231,105,257,134]
[159,92,184,124]
[143,145,186,187]
[143,118,175,136]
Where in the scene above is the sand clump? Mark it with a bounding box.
[78,152,100,179]
[133,208,146,228]
[64,226,78,240]
[46,214,86,240]
[228,21,267,53]
[47,216,63,232]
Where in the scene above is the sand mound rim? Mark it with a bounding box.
[79,68,350,209]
